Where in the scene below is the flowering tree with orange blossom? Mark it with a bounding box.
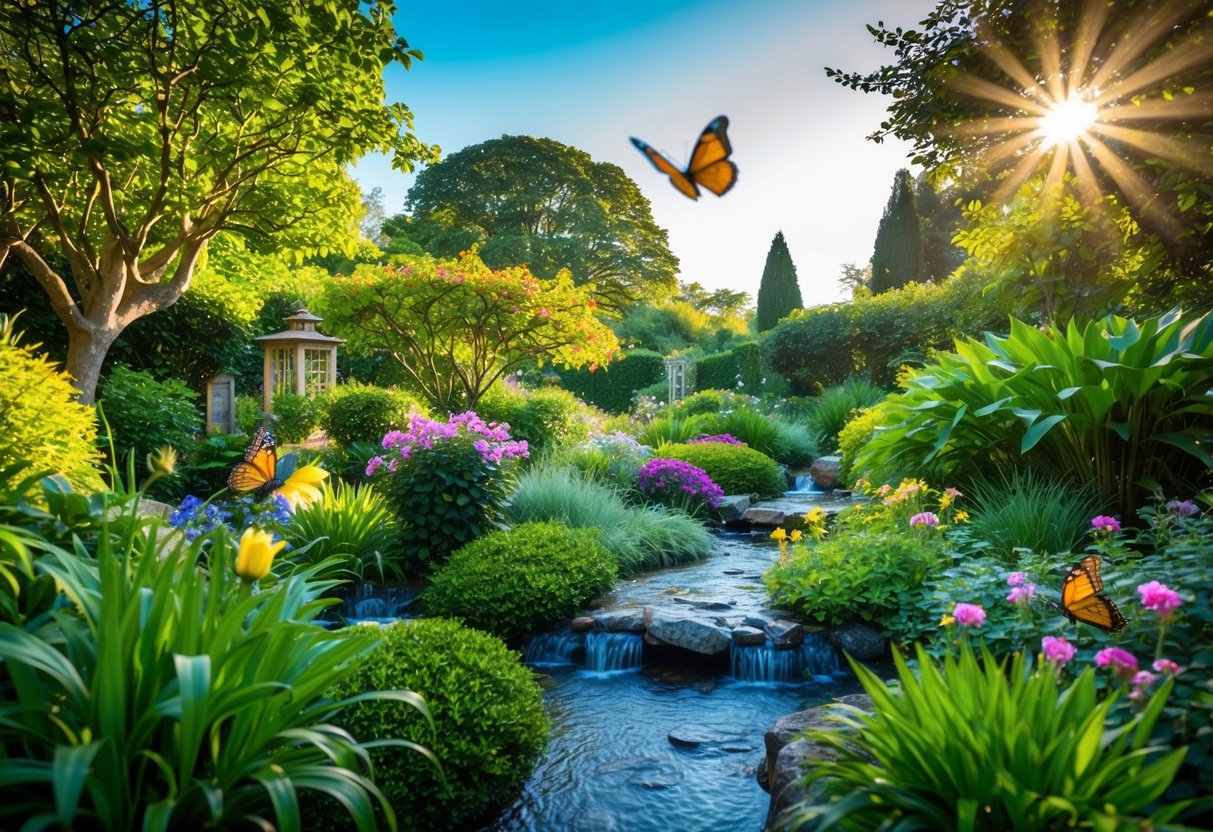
[319,251,620,410]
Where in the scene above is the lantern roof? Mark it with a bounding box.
[254,306,343,344]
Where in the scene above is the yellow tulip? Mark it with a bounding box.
[235,527,286,582]
[274,464,329,510]
[770,527,788,542]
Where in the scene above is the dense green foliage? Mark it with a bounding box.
[805,379,886,455]
[423,523,619,641]
[655,442,786,498]
[0,0,435,401]
[0,317,102,492]
[178,431,252,497]
[331,619,549,832]
[284,481,405,582]
[398,134,678,311]
[869,169,924,294]
[476,384,594,456]
[548,432,654,490]
[612,296,749,357]
[557,348,666,413]
[783,644,1188,831]
[755,231,803,332]
[270,392,319,444]
[97,365,201,471]
[695,341,763,391]
[234,394,264,435]
[319,382,424,447]
[836,401,895,487]
[855,309,1213,518]
[504,465,713,573]
[0,477,418,830]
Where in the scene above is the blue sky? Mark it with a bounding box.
[351,0,937,306]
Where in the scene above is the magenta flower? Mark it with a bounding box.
[1006,583,1036,606]
[687,434,745,446]
[1094,647,1139,682]
[1090,515,1121,534]
[1128,670,1159,703]
[1152,658,1182,676]
[952,603,986,627]
[1165,499,1199,517]
[1137,581,1183,620]
[1041,636,1076,668]
[1006,572,1027,587]
[910,512,940,528]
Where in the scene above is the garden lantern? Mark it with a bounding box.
[255,307,342,413]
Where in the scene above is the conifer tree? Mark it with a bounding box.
[869,169,924,294]
[756,231,803,332]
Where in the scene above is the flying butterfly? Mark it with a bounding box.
[1048,555,1129,633]
[228,426,286,498]
[630,116,738,200]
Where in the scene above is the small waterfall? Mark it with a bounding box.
[584,632,644,672]
[340,585,417,623]
[789,475,826,494]
[730,634,840,683]
[524,631,584,666]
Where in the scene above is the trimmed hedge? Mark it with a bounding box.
[269,392,318,444]
[477,384,592,455]
[331,619,548,832]
[655,441,786,498]
[423,522,618,641]
[319,382,424,446]
[557,348,665,413]
[694,341,762,392]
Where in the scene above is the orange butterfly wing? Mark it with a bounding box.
[228,427,281,495]
[630,116,737,200]
[1059,555,1128,632]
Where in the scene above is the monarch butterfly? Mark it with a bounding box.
[630,116,738,200]
[228,426,284,497]
[1050,555,1129,632]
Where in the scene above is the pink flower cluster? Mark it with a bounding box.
[1094,647,1138,681]
[366,411,529,476]
[1090,515,1121,534]
[1165,499,1199,517]
[1005,571,1036,605]
[687,434,745,446]
[910,511,939,528]
[1041,636,1076,667]
[952,602,985,627]
[1137,580,1183,620]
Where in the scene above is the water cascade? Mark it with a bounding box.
[523,630,584,666]
[584,632,645,672]
[729,633,840,683]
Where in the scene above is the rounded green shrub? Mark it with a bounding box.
[97,364,201,466]
[319,382,425,447]
[233,394,263,435]
[270,392,318,443]
[655,441,786,498]
[477,384,592,455]
[423,522,618,641]
[332,618,549,832]
[0,316,103,492]
[837,400,896,487]
[557,348,665,413]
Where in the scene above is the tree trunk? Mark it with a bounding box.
[65,324,119,406]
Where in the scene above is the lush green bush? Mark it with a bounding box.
[637,413,716,448]
[478,383,594,456]
[695,341,763,391]
[319,440,383,485]
[423,522,618,641]
[179,431,251,496]
[0,480,418,830]
[769,418,819,466]
[836,401,896,487]
[548,432,654,490]
[856,310,1213,519]
[96,364,201,469]
[671,388,753,417]
[368,412,528,570]
[957,467,1106,562]
[319,381,424,446]
[806,378,886,455]
[655,441,786,498]
[782,643,1188,831]
[0,316,103,492]
[557,348,665,413]
[234,394,264,434]
[504,465,712,573]
[711,408,781,457]
[270,391,319,443]
[284,480,405,582]
[331,619,549,832]
[762,305,861,394]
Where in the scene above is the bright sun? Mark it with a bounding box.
[1038,97,1098,146]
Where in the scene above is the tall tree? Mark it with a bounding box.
[869,169,925,294]
[915,175,966,283]
[401,135,679,312]
[0,1,436,402]
[755,231,803,332]
[360,186,389,246]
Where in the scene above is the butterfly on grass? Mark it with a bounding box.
[630,116,738,200]
[1047,555,1129,632]
[228,426,294,498]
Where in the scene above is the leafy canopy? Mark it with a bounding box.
[319,251,621,410]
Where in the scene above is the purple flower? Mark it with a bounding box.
[1137,580,1182,620]
[1006,572,1027,587]
[365,456,385,477]
[1006,583,1036,606]
[952,603,985,627]
[1152,658,1182,676]
[1091,515,1121,534]
[1165,499,1199,517]
[1041,636,1076,667]
[1128,670,1159,703]
[688,434,745,446]
[635,458,725,511]
[910,511,939,528]
[1094,647,1139,681]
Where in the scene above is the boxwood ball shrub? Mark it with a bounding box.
[423,522,618,642]
[656,441,786,498]
[331,618,549,832]
[0,315,103,492]
[96,364,201,464]
[319,381,425,446]
[270,392,319,444]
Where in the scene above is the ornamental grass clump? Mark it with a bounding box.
[635,457,725,518]
[367,412,528,569]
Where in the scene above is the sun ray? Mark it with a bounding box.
[1097,37,1213,107]
[978,37,1054,108]
[1066,0,1108,97]
[948,72,1051,115]
[1087,0,1199,91]
[990,146,1050,204]
[1084,134,1178,236]
[1092,123,1213,175]
[1036,28,1067,105]
[1098,94,1213,123]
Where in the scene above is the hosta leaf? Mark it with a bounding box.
[1021,414,1068,453]
[1152,432,1213,466]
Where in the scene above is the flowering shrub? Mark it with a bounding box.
[366,412,528,569]
[635,458,724,518]
[688,433,745,445]
[654,441,786,498]
[552,431,653,488]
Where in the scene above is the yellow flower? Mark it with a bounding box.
[940,615,956,627]
[146,445,179,477]
[939,491,954,510]
[802,508,826,526]
[770,527,788,542]
[789,529,804,543]
[235,527,286,582]
[274,464,329,510]
[954,510,970,523]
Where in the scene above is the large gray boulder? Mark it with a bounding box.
[646,611,732,655]
[809,456,841,489]
[716,494,752,522]
[827,622,887,661]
